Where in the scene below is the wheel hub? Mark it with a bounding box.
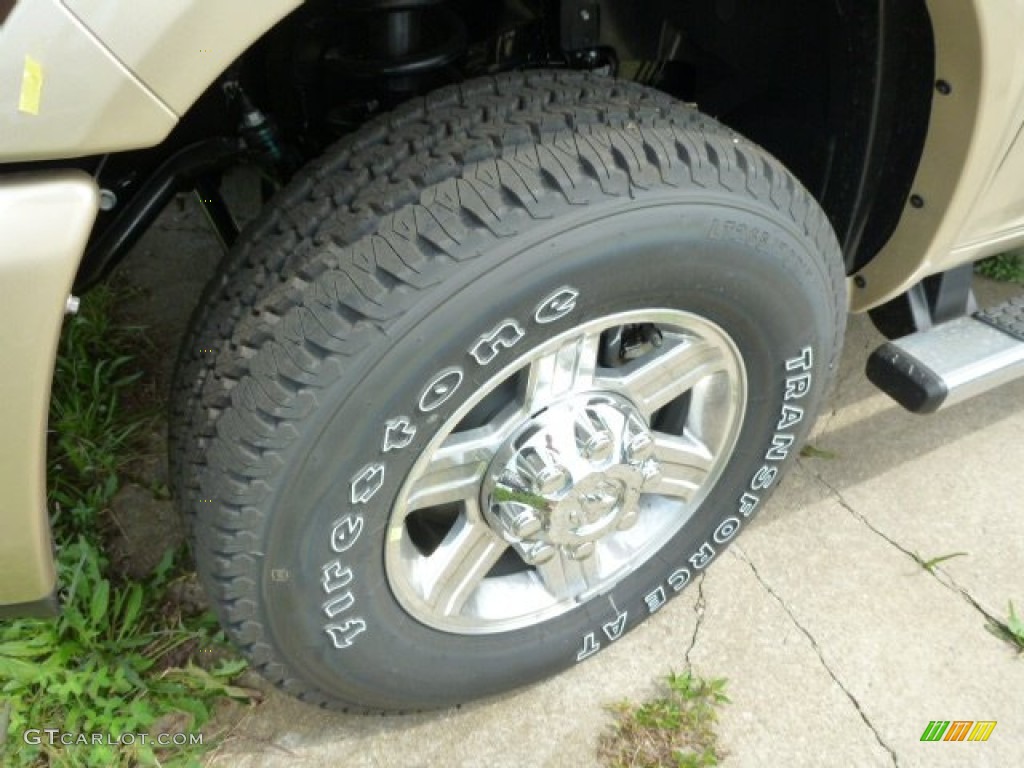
[482,393,662,564]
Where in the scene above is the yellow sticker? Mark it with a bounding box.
[19,55,43,115]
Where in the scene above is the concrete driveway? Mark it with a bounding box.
[119,208,1023,768]
[182,272,1020,768]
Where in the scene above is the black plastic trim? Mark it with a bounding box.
[866,342,947,414]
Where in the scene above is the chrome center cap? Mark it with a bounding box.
[482,393,662,564]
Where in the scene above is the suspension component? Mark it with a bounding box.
[324,0,466,86]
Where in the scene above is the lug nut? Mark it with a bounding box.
[582,432,613,462]
[497,504,543,539]
[521,541,556,566]
[627,431,655,462]
[534,465,570,496]
[515,449,571,496]
[575,408,615,463]
[567,541,596,561]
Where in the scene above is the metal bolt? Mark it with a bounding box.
[65,295,81,315]
[575,409,614,462]
[627,431,655,462]
[534,465,570,496]
[498,505,543,539]
[98,189,117,211]
[521,542,556,566]
[583,432,613,462]
[936,80,952,95]
[910,194,925,209]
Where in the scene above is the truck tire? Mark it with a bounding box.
[170,71,845,712]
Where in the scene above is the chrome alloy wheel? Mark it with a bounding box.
[385,310,747,633]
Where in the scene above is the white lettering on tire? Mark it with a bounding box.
[534,286,579,324]
[419,368,464,412]
[325,619,367,650]
[689,542,716,570]
[323,591,355,618]
[469,319,525,366]
[668,567,691,592]
[350,464,385,504]
[576,632,601,661]
[319,285,582,654]
[636,345,819,638]
[713,516,740,544]
[382,417,417,452]
[644,587,668,614]
[321,561,353,593]
[331,515,364,553]
[602,611,628,641]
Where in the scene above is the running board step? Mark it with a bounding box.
[866,295,1024,413]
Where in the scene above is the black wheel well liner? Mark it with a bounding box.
[595,0,935,275]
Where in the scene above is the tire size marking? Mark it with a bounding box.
[634,347,816,633]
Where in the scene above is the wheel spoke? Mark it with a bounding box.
[644,431,714,500]
[532,546,602,601]
[405,430,497,510]
[595,334,726,418]
[522,332,602,411]
[417,504,508,616]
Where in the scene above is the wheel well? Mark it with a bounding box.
[74,0,935,287]
[596,0,935,274]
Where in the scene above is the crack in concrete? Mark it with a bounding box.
[684,573,707,669]
[801,464,1011,638]
[733,546,900,767]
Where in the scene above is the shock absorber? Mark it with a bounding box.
[325,0,467,98]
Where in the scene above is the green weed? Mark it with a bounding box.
[0,287,251,768]
[986,601,1024,654]
[912,551,968,573]
[599,672,729,768]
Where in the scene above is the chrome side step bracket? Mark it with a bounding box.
[866,295,1024,413]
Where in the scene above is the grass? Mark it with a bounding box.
[911,551,968,573]
[976,250,1024,283]
[599,672,729,768]
[986,601,1024,654]
[0,287,252,768]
